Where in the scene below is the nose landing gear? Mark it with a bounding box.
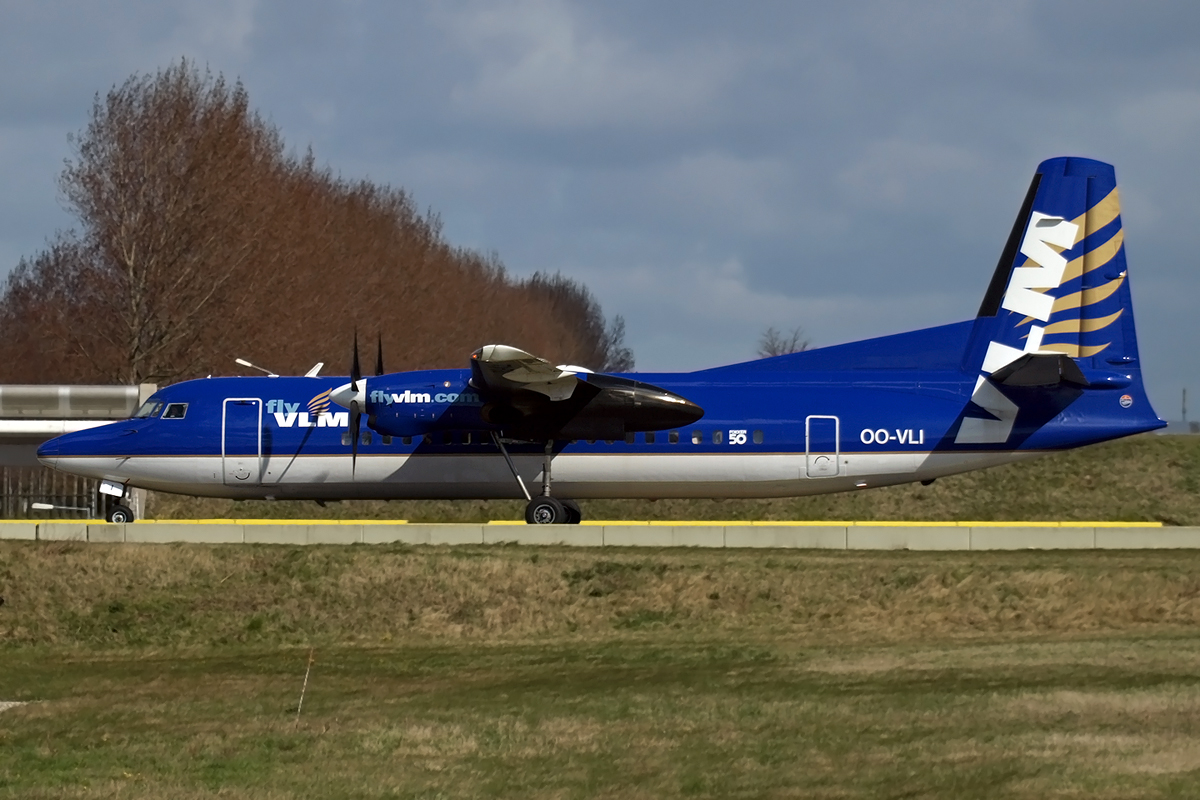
[107,504,135,523]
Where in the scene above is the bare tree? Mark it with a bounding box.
[519,271,635,372]
[55,59,286,383]
[0,61,635,383]
[757,325,810,358]
[600,315,635,372]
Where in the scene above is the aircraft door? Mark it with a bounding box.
[805,415,840,478]
[222,398,263,485]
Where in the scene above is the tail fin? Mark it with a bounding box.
[970,156,1138,368]
[958,156,1160,444]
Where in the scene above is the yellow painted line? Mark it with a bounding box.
[851,520,960,527]
[235,519,407,525]
[960,521,1061,527]
[114,518,1163,527]
[751,520,855,526]
[135,519,238,524]
[136,519,409,525]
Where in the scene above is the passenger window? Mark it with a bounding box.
[402,436,412,445]
[463,432,472,445]
[691,430,702,444]
[713,430,724,445]
[424,434,434,444]
[625,433,635,444]
[133,400,163,418]
[645,432,656,444]
[341,431,352,446]
[162,403,188,419]
[443,431,455,445]
[669,431,679,444]
[382,435,393,445]
[753,430,763,444]
[361,431,372,446]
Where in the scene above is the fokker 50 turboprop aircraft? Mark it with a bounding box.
[38,157,1164,524]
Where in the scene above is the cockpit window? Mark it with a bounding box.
[133,400,163,418]
[162,403,188,419]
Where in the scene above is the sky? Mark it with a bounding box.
[1,1,1198,418]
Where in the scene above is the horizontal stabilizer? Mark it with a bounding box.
[989,352,1087,388]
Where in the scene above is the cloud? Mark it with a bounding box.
[572,255,969,372]
[158,0,259,64]
[836,140,981,209]
[434,0,737,130]
[1116,90,1200,152]
[0,1,1198,415]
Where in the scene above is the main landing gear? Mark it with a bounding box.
[491,434,582,524]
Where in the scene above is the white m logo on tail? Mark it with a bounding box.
[956,212,1079,445]
[1001,213,1079,322]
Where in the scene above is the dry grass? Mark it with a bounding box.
[5,544,1200,648]
[146,434,1200,524]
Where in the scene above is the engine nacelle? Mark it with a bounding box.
[366,379,488,438]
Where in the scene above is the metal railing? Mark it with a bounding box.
[0,466,98,519]
[0,385,149,419]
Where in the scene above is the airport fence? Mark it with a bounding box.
[0,466,98,519]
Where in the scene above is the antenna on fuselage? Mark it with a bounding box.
[234,358,280,378]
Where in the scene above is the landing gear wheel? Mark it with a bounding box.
[525,496,566,525]
[107,504,135,523]
[562,499,582,525]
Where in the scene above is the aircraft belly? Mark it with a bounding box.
[108,450,1041,501]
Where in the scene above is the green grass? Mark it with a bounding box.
[5,637,1200,799]
[147,434,1200,524]
[4,543,1200,797]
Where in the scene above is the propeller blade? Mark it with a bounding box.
[350,399,361,476]
[350,331,362,393]
[375,334,384,377]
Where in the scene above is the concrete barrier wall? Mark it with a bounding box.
[7,521,1199,550]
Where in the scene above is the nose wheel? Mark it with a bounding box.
[107,504,135,523]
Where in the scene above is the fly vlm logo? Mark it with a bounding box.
[371,389,482,406]
[956,212,1079,445]
[264,395,349,428]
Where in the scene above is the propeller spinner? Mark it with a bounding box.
[329,332,366,475]
[330,332,388,476]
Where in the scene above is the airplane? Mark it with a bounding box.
[37,156,1165,524]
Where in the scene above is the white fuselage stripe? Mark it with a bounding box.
[50,450,1043,500]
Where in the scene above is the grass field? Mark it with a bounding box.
[4,541,1200,797]
[147,434,1200,525]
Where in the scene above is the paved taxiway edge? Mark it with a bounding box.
[3,520,1197,549]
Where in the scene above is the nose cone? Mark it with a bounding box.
[330,381,366,410]
[36,436,61,468]
[34,421,137,478]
